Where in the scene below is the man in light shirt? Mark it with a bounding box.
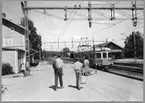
[52,55,58,91]
[55,54,64,90]
[74,58,83,90]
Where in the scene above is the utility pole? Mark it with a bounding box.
[23,1,30,67]
[64,41,66,46]
[134,33,137,62]
[92,37,95,51]
[88,0,92,28]
[132,1,137,27]
[72,37,74,48]
[57,37,59,48]
[92,37,97,74]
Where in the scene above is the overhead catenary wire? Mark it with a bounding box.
[101,17,130,31]
[59,0,85,38]
[93,10,110,19]
[132,25,144,31]
[42,40,105,44]
[106,1,120,5]
[94,17,130,38]
[58,0,81,39]
[70,10,88,19]
[58,9,78,38]
[115,10,132,18]
[32,10,64,20]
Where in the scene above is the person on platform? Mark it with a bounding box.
[52,54,64,91]
[81,56,90,84]
[52,55,58,91]
[73,58,83,90]
[20,63,26,76]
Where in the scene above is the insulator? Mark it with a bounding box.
[64,6,67,21]
[79,5,81,8]
[133,18,137,27]
[131,1,137,27]
[74,5,77,9]
[89,22,91,28]
[110,4,115,20]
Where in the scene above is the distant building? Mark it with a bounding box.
[2,14,29,73]
[95,41,123,59]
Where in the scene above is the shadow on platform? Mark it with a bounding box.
[49,85,56,91]
[68,85,77,89]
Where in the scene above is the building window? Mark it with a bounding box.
[3,38,13,46]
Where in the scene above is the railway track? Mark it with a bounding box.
[111,64,143,73]
[103,64,144,81]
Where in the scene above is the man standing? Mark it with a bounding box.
[52,55,58,91]
[74,58,83,90]
[20,63,26,76]
[55,54,64,90]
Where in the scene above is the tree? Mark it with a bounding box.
[63,47,70,57]
[20,18,42,60]
[124,31,143,58]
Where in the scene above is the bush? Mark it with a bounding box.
[2,63,14,75]
[1,85,7,94]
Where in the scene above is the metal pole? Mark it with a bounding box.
[24,1,30,67]
[88,0,92,27]
[24,6,144,10]
[72,37,74,48]
[134,33,137,62]
[92,37,94,50]
[57,37,59,48]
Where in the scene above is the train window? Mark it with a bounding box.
[85,54,89,59]
[86,54,88,59]
[108,53,112,58]
[90,53,93,59]
[93,53,95,59]
[103,53,107,58]
[96,53,101,58]
[82,54,85,57]
[85,54,87,58]
[79,54,81,58]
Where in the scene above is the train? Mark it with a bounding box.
[73,47,114,71]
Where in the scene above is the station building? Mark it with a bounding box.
[94,41,123,59]
[2,13,29,73]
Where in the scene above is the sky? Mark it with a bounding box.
[2,0,144,51]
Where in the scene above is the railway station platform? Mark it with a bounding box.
[2,61,143,101]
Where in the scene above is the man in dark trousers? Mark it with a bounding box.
[52,55,64,91]
[73,58,83,90]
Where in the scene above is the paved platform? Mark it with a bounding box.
[2,61,143,101]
